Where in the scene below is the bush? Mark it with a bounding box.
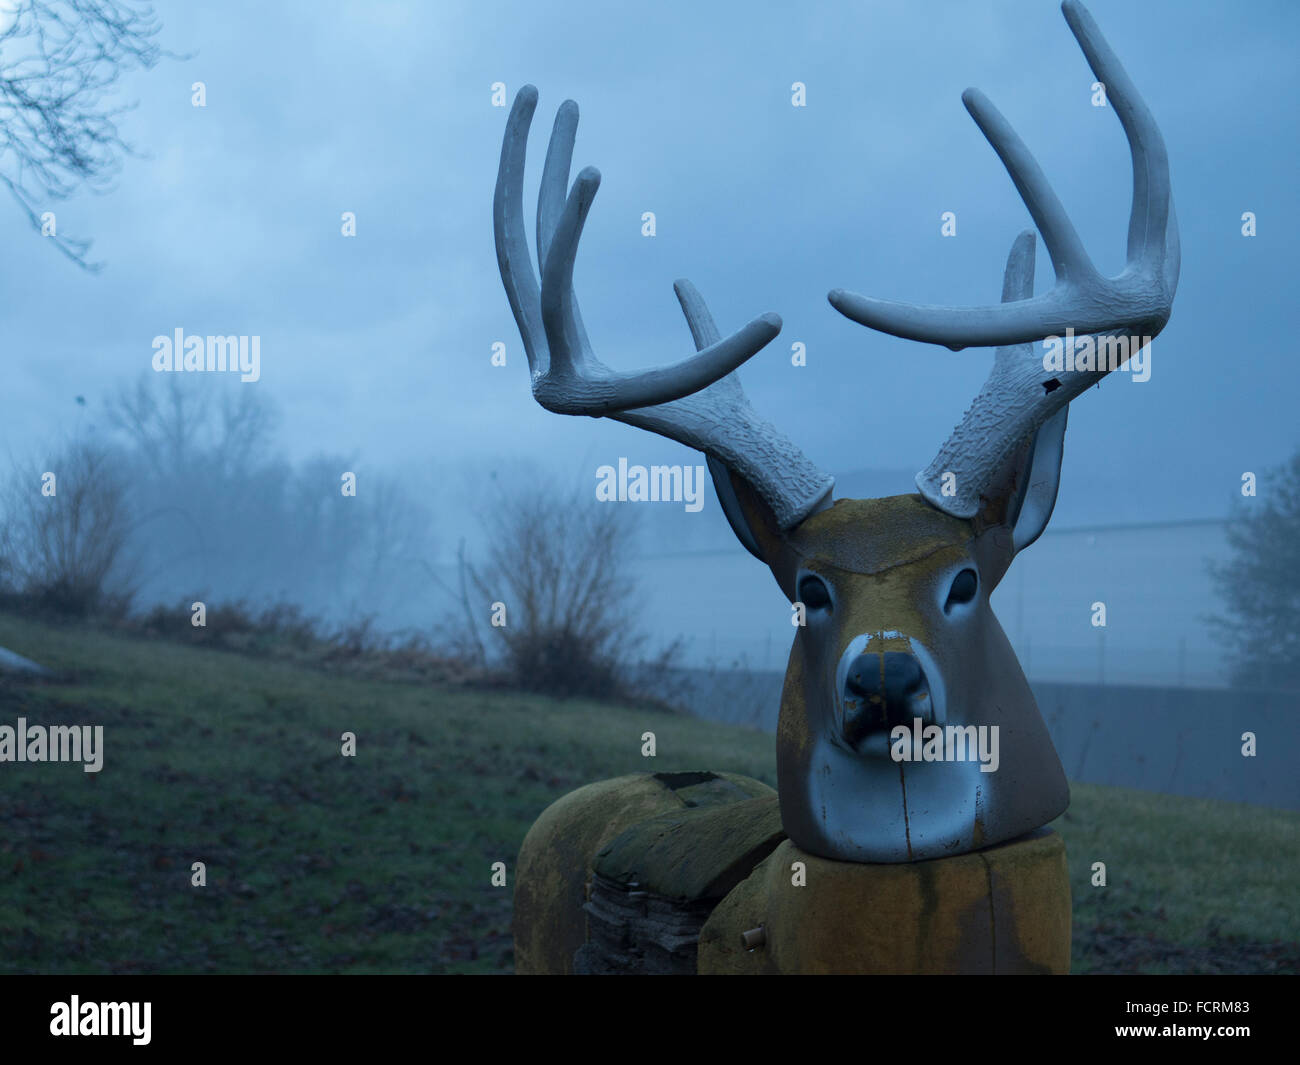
[0,438,135,619]
[456,481,678,702]
[126,595,470,683]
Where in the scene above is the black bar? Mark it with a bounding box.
[0,974,1290,1051]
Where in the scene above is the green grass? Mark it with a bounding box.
[0,611,1295,974]
[1056,783,1299,972]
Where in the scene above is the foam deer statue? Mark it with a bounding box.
[496,1,1178,975]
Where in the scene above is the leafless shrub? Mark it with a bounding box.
[0,437,135,617]
[456,480,679,701]
[128,595,466,682]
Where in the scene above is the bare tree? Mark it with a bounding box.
[0,0,170,269]
[104,373,436,623]
[107,372,279,480]
[353,470,434,606]
[1208,448,1300,691]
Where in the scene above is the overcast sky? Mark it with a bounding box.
[1,0,1294,676]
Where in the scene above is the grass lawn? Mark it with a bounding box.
[0,612,1295,974]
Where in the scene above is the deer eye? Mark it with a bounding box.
[798,574,832,613]
[944,569,979,613]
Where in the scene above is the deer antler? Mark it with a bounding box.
[494,86,833,531]
[496,85,782,415]
[829,0,1180,518]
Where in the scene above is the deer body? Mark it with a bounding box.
[494,1,1178,973]
[514,771,1071,974]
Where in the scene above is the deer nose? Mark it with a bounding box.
[842,651,929,750]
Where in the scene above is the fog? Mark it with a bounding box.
[2,0,1295,687]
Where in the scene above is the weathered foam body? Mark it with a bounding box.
[514,772,1070,975]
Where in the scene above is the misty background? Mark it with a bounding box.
[1,0,1295,689]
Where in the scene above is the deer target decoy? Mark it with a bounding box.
[495,0,1178,974]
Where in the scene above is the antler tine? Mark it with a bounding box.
[674,276,723,349]
[493,85,783,416]
[537,99,578,274]
[494,85,545,376]
[531,100,601,388]
[1061,0,1178,282]
[961,87,1095,289]
[829,0,1178,351]
[1000,228,1037,304]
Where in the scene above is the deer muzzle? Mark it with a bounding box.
[834,633,946,758]
[841,650,933,751]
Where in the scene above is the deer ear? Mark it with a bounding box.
[1008,405,1068,553]
[707,455,766,560]
[707,456,808,600]
[974,405,1068,585]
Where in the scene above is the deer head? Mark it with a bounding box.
[493,1,1178,863]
